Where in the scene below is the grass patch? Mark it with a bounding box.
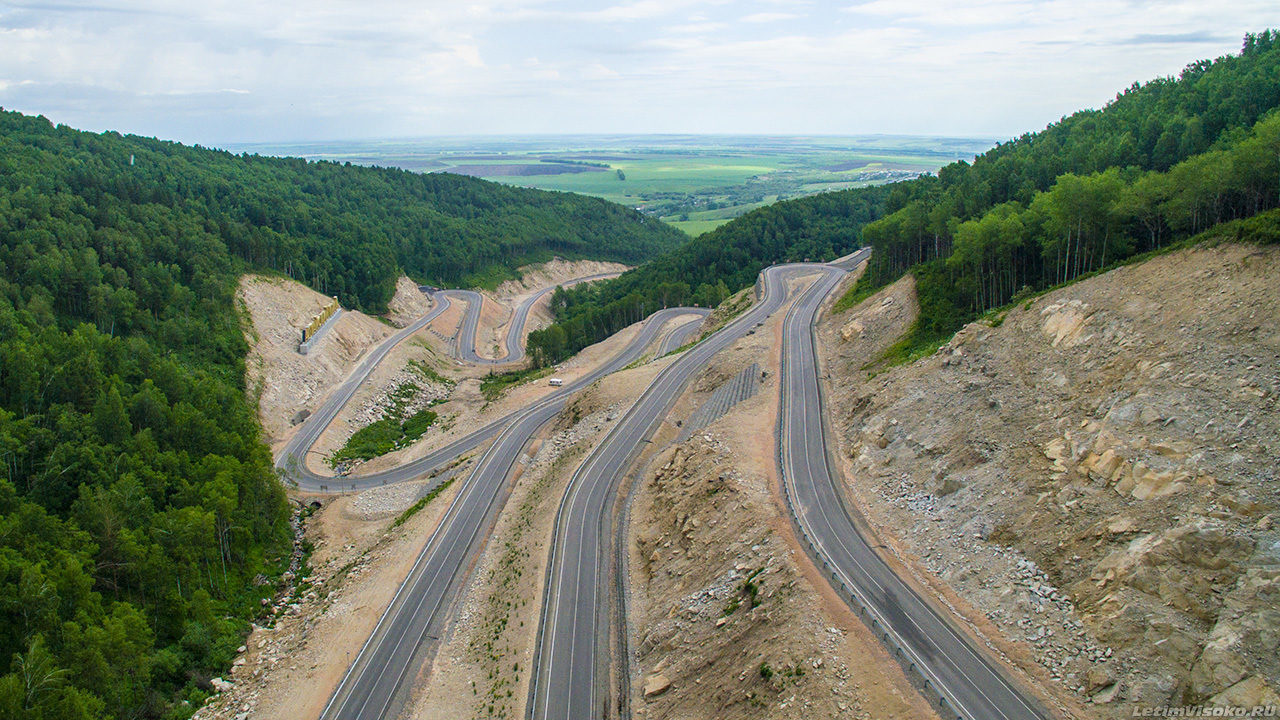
[668,218,730,237]
[698,287,755,339]
[328,408,438,466]
[724,567,766,616]
[875,323,952,368]
[1196,207,1280,246]
[480,365,553,401]
[328,380,442,466]
[831,275,885,314]
[662,338,700,358]
[409,357,455,387]
[392,478,455,528]
[723,596,741,616]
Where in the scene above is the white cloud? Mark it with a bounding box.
[741,12,800,23]
[0,0,1272,142]
[581,62,621,79]
[667,21,728,33]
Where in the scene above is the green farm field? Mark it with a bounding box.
[232,135,993,236]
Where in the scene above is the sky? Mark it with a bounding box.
[0,1,1275,145]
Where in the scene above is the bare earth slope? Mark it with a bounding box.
[817,244,1279,718]
[239,274,402,445]
[627,281,938,720]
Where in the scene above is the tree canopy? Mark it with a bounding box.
[854,31,1280,349]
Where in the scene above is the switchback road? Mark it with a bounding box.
[654,309,709,356]
[276,273,617,493]
[447,271,620,365]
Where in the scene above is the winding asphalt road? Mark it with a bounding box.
[448,272,621,365]
[654,309,709,356]
[316,305,700,720]
[528,251,1050,720]
[777,250,1051,720]
[276,273,618,493]
[527,264,809,720]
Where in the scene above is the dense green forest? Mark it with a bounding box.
[0,111,685,311]
[526,185,890,364]
[855,30,1280,349]
[0,111,683,719]
[530,31,1280,366]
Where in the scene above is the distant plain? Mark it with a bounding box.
[230,135,994,235]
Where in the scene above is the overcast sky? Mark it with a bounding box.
[0,1,1274,145]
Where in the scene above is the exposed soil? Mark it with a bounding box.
[386,276,436,327]
[238,274,396,445]
[816,243,1280,717]
[626,275,939,720]
[405,359,674,720]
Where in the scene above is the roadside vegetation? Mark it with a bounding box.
[479,366,552,401]
[328,380,445,466]
[392,478,455,528]
[329,409,439,466]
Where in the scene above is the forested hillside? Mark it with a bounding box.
[0,111,685,310]
[854,30,1280,350]
[0,111,683,719]
[526,186,889,364]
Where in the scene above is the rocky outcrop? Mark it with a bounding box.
[819,244,1280,718]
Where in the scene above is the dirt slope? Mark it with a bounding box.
[626,276,938,720]
[239,274,402,445]
[817,243,1280,717]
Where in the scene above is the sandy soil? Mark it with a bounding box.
[816,244,1280,717]
[386,276,436,327]
[239,274,398,445]
[624,273,938,720]
[474,293,512,361]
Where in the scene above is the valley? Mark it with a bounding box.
[2,25,1278,720]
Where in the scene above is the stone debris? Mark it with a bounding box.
[820,245,1280,717]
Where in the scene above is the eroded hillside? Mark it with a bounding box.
[817,243,1279,718]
